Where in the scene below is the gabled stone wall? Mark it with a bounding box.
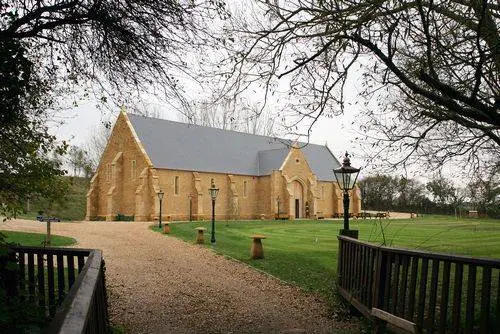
[86,111,152,220]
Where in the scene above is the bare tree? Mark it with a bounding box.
[0,1,229,109]
[182,95,277,136]
[84,123,112,171]
[184,97,237,130]
[240,101,276,136]
[67,145,93,178]
[466,163,500,214]
[129,103,165,120]
[218,0,499,172]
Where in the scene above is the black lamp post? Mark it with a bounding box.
[209,179,219,245]
[276,196,280,218]
[157,190,164,229]
[333,152,360,238]
[188,194,193,222]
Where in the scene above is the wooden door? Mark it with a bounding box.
[292,181,303,218]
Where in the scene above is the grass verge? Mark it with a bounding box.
[1,230,76,247]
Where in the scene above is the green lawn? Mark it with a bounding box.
[1,230,76,247]
[359,215,500,258]
[152,215,500,296]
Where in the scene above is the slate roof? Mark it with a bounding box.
[127,113,341,181]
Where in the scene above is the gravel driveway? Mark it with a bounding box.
[1,219,355,333]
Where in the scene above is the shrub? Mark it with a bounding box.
[114,214,134,221]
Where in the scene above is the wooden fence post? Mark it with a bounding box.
[372,249,387,308]
[338,239,500,333]
[372,248,388,333]
[337,237,343,288]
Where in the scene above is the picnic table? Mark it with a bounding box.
[359,212,372,219]
[274,212,289,220]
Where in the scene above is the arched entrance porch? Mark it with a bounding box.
[290,180,304,219]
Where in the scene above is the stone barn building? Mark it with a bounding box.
[85,110,361,221]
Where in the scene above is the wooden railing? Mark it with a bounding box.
[10,246,109,333]
[338,236,500,333]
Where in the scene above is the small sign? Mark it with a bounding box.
[37,216,60,223]
[468,210,478,217]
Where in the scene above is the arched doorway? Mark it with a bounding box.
[292,180,303,218]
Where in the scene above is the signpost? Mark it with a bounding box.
[37,215,60,245]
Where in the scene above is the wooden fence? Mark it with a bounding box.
[10,246,109,333]
[338,236,500,333]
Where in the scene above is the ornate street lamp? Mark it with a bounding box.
[188,194,193,221]
[276,196,280,219]
[333,152,360,238]
[157,190,164,229]
[209,179,219,245]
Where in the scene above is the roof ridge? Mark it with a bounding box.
[127,112,282,141]
[258,147,290,153]
[127,112,326,147]
[324,142,341,166]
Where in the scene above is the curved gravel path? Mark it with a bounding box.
[1,219,355,333]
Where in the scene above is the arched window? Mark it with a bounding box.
[131,160,136,180]
[106,163,111,181]
[174,176,179,195]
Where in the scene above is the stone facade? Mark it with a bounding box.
[86,111,361,221]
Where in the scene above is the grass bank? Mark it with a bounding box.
[1,230,76,247]
[17,176,89,221]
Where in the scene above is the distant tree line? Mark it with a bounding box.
[358,170,499,218]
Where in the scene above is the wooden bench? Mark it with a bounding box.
[359,212,372,219]
[274,213,289,220]
[333,212,362,219]
[468,210,479,217]
[375,212,389,218]
[315,211,325,219]
[250,235,266,259]
[195,227,207,244]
